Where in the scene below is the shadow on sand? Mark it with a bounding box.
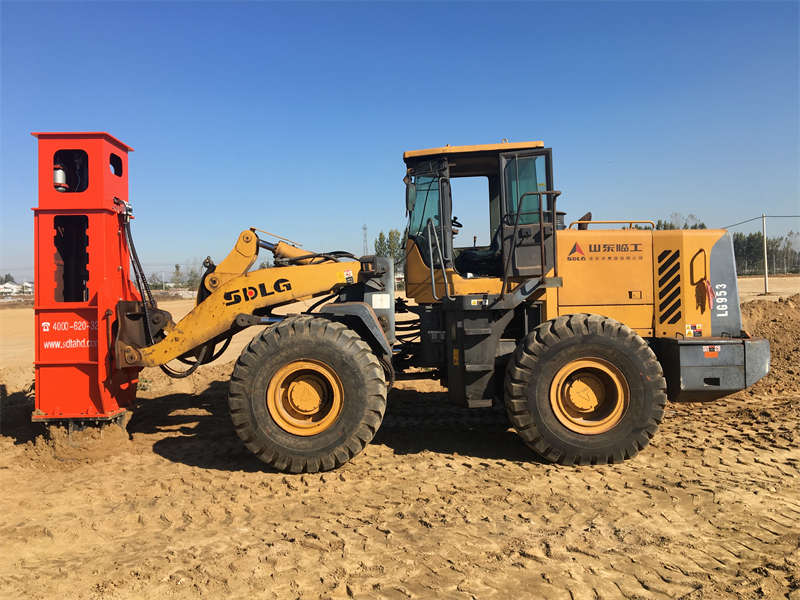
[0,384,44,444]
[130,380,543,472]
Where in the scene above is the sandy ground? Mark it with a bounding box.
[738,275,800,303]
[0,285,798,599]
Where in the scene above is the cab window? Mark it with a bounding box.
[407,176,440,236]
[504,154,547,225]
[448,176,491,247]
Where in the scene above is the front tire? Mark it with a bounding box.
[229,316,387,473]
[505,314,666,465]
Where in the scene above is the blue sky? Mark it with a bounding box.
[2,1,798,280]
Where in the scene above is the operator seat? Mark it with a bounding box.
[454,226,503,277]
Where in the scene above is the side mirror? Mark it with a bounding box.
[405,180,416,214]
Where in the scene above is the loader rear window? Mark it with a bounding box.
[53,215,89,302]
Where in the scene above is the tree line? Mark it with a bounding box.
[651,213,799,275]
[733,231,800,275]
[373,229,405,266]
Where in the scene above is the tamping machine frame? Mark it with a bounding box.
[32,132,141,423]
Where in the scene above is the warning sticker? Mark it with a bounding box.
[685,323,703,338]
[703,344,721,358]
[343,269,354,284]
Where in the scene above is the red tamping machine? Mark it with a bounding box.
[32,132,141,423]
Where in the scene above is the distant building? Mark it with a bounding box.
[0,282,21,296]
[0,281,33,296]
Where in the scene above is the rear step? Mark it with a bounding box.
[463,327,492,336]
[464,363,493,372]
[467,398,493,408]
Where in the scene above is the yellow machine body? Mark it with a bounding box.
[555,227,725,338]
[404,225,725,341]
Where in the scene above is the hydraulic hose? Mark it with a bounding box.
[116,198,209,379]
[116,198,156,347]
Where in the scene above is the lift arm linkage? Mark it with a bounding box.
[116,230,360,368]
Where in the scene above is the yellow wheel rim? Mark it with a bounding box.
[549,358,629,435]
[267,359,343,436]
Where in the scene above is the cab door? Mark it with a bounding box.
[403,161,455,300]
[500,150,555,278]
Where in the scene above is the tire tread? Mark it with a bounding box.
[228,316,387,473]
[504,313,666,465]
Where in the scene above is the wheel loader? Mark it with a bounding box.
[31,133,770,473]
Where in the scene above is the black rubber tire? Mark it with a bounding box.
[228,316,387,473]
[504,314,666,465]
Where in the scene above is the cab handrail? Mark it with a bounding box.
[426,218,454,301]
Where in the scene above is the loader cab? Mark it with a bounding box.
[403,142,559,303]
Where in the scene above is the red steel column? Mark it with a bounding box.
[32,132,141,421]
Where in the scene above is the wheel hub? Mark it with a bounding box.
[267,359,343,436]
[550,358,629,435]
[287,377,324,414]
[564,373,604,412]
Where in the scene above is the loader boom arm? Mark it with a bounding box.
[116,230,360,368]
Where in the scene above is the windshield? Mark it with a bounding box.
[407,176,440,236]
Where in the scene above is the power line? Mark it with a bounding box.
[723,214,800,229]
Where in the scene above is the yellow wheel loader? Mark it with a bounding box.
[110,141,769,472]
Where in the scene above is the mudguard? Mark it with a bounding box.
[318,302,392,358]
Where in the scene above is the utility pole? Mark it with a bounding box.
[362,224,368,255]
[761,213,769,295]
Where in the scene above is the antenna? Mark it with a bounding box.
[362,224,368,255]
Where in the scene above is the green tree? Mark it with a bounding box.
[374,229,405,267]
[387,229,404,267]
[655,219,676,230]
[148,272,164,290]
[1,273,15,284]
[185,268,201,289]
[656,213,706,230]
[731,231,800,275]
[171,264,183,286]
[374,231,388,257]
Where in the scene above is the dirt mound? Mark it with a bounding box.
[20,422,132,470]
[0,364,35,396]
[741,293,800,397]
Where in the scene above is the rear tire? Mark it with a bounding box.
[229,316,387,473]
[505,314,666,465]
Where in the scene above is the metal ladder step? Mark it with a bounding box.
[467,398,493,408]
[464,363,494,372]
[463,327,492,336]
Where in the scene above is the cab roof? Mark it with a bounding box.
[403,140,544,160]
